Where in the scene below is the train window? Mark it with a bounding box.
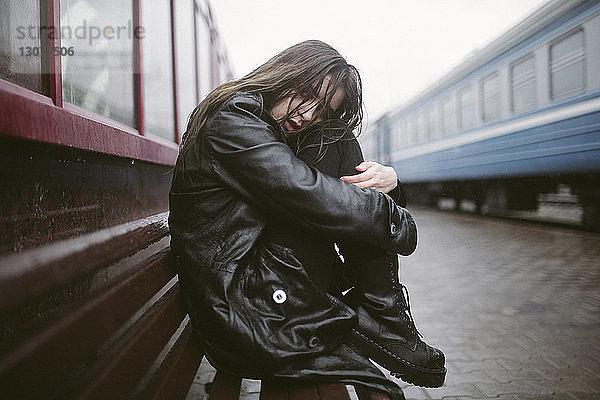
[428,106,439,139]
[442,95,457,135]
[406,114,417,146]
[0,2,44,94]
[417,111,428,143]
[510,54,536,113]
[396,118,407,147]
[377,125,390,163]
[141,0,175,141]
[175,0,199,136]
[481,72,500,122]
[388,116,400,151]
[550,29,585,100]
[196,9,212,101]
[458,86,476,131]
[61,1,136,128]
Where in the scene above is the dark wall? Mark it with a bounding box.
[0,136,174,255]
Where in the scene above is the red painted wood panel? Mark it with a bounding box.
[0,80,178,166]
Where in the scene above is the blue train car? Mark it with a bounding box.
[364,0,600,230]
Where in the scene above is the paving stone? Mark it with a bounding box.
[239,391,259,400]
[185,383,208,400]
[401,385,429,400]
[422,383,483,399]
[474,380,538,397]
[484,369,546,384]
[494,395,523,400]
[572,377,600,392]
[534,365,599,382]
[437,397,484,400]
[514,394,578,400]
[496,357,561,373]
[443,371,493,386]
[568,392,600,400]
[443,350,475,361]
[528,378,593,394]
[451,359,508,374]
[240,378,261,394]
[194,357,216,384]
[445,361,464,375]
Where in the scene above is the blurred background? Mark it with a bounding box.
[210,0,547,121]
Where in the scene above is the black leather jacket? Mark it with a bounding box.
[169,92,416,399]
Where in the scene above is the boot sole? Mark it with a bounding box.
[349,328,447,388]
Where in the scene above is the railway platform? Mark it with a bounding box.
[186,208,600,400]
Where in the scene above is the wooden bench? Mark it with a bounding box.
[208,371,391,400]
[0,212,390,399]
[0,212,202,399]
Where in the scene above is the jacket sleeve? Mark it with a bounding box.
[204,93,416,255]
[387,180,408,208]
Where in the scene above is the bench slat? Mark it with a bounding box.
[0,249,175,398]
[138,319,203,400]
[316,383,351,400]
[287,383,320,400]
[0,212,169,312]
[354,386,392,400]
[209,370,243,400]
[260,380,290,400]
[75,284,187,399]
[259,381,352,400]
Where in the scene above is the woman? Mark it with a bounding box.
[169,40,443,399]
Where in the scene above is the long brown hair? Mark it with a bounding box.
[178,40,363,162]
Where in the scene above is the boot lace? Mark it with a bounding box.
[398,283,423,338]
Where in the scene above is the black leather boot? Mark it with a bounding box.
[342,250,446,388]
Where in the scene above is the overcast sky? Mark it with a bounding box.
[209,0,548,127]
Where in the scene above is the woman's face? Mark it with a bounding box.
[270,76,345,133]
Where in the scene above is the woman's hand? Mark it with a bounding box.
[340,161,398,194]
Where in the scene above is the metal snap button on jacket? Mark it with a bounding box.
[308,335,321,348]
[390,222,399,235]
[272,289,287,304]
